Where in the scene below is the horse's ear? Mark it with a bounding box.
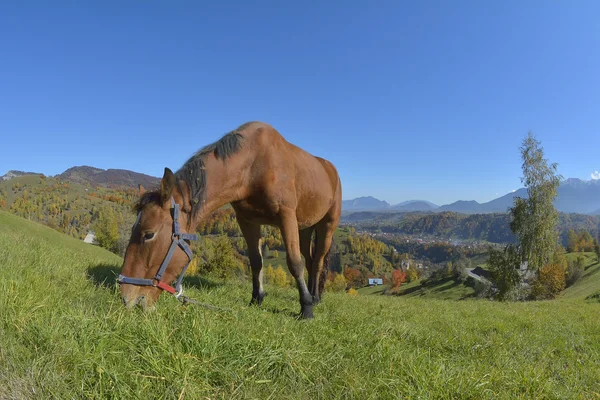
[160,167,176,203]
[138,184,146,196]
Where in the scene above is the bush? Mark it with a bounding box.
[405,268,419,283]
[531,263,566,299]
[473,279,492,298]
[325,273,347,292]
[565,258,584,287]
[195,236,246,280]
[272,266,289,288]
[488,245,522,301]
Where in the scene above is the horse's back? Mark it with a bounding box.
[237,122,341,225]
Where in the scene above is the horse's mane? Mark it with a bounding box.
[133,122,252,216]
[175,122,252,217]
[134,191,162,213]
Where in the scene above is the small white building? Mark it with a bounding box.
[368,278,383,286]
[83,231,96,244]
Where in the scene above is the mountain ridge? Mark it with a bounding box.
[1,170,43,181]
[344,178,600,215]
[56,166,160,189]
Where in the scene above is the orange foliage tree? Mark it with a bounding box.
[531,263,566,299]
[390,269,407,291]
[343,266,362,288]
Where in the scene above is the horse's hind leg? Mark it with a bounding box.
[309,221,335,305]
[280,209,314,319]
[237,217,265,306]
[299,227,314,291]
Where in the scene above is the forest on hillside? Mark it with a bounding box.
[0,175,139,253]
[346,211,600,247]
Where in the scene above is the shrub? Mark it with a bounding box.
[473,279,492,298]
[325,272,347,292]
[195,236,246,280]
[405,268,419,283]
[531,263,566,299]
[565,258,584,288]
[272,266,289,288]
[452,256,471,282]
[488,245,522,301]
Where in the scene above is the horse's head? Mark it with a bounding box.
[118,167,197,310]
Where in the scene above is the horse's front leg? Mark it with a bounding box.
[237,218,265,305]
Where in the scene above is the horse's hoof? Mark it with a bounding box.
[249,292,266,306]
[300,305,314,319]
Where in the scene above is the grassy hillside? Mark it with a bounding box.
[0,174,139,242]
[563,252,600,299]
[2,211,600,399]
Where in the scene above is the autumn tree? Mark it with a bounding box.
[509,132,561,271]
[325,272,347,292]
[390,269,407,291]
[531,263,566,299]
[567,230,595,253]
[93,206,120,253]
[405,267,419,283]
[343,266,363,288]
[207,236,246,279]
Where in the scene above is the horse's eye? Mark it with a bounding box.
[143,232,155,241]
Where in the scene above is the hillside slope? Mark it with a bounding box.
[1,211,600,399]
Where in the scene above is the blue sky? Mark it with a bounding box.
[1,1,599,205]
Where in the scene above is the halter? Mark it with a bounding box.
[117,197,199,300]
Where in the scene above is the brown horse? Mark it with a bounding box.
[118,121,342,319]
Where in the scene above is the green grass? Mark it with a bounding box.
[359,278,476,301]
[2,210,600,399]
[356,284,388,295]
[394,279,476,300]
[563,252,600,299]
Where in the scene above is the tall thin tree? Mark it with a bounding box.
[509,132,562,271]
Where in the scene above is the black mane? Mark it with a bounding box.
[132,123,252,217]
[175,122,251,216]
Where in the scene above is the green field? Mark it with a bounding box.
[2,210,600,399]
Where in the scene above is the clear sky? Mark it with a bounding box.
[1,1,599,205]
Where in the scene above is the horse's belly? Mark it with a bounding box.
[295,196,333,229]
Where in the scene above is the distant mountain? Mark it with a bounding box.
[1,170,42,181]
[57,166,160,190]
[344,178,600,216]
[342,197,439,212]
[438,189,529,214]
[391,200,439,212]
[342,196,391,211]
[437,200,483,214]
[554,178,600,214]
[439,179,600,215]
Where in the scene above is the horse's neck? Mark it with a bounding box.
[190,153,247,228]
